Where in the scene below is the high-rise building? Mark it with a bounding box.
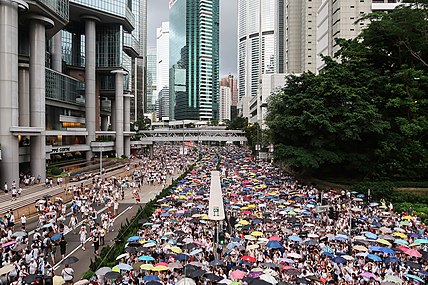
[146,47,157,113]
[316,0,402,72]
[219,86,232,122]
[237,0,284,101]
[169,0,220,121]
[220,75,238,107]
[156,21,169,120]
[0,0,143,186]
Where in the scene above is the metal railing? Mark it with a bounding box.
[45,68,85,105]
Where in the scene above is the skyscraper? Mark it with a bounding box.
[169,0,220,121]
[146,47,157,113]
[238,0,284,101]
[156,22,170,120]
[219,86,232,121]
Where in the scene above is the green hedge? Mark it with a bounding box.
[85,163,195,276]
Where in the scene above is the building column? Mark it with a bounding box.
[124,94,131,158]
[101,116,109,131]
[51,31,62,72]
[18,63,30,127]
[0,0,28,186]
[29,14,54,182]
[111,69,127,158]
[82,16,100,161]
[110,99,115,131]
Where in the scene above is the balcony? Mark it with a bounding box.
[123,32,140,57]
[45,68,85,106]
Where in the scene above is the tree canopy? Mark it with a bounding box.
[266,2,428,180]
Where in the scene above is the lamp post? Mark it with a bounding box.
[100,147,104,181]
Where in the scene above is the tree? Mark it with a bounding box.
[226,116,248,130]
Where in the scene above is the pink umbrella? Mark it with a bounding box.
[360,272,376,278]
[230,270,246,280]
[405,249,422,258]
[155,262,168,267]
[2,241,15,248]
[269,236,282,241]
[242,211,251,215]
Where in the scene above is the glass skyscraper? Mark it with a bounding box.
[169,0,220,121]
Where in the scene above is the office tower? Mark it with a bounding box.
[156,21,170,120]
[138,0,148,117]
[146,47,157,113]
[237,0,284,101]
[219,86,232,121]
[316,0,402,72]
[169,0,220,121]
[220,74,238,107]
[0,0,143,186]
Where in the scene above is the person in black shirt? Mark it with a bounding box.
[59,236,67,259]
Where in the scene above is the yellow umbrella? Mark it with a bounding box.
[240,206,249,210]
[393,232,408,239]
[247,244,259,250]
[112,266,120,272]
[251,231,263,237]
[239,220,250,225]
[245,235,257,241]
[140,264,154,271]
[202,214,209,220]
[376,238,392,246]
[139,240,147,244]
[247,204,256,209]
[160,203,169,207]
[53,276,65,285]
[403,215,413,220]
[170,246,182,254]
[152,266,168,271]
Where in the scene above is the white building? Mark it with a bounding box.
[156,22,169,96]
[237,0,284,102]
[219,86,232,122]
[249,74,287,129]
[316,0,403,72]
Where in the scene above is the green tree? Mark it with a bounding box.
[226,116,248,130]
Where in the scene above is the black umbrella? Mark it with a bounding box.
[138,219,148,225]
[104,272,121,280]
[406,261,421,269]
[203,273,222,282]
[175,230,186,236]
[125,247,137,254]
[182,243,199,250]
[304,240,318,246]
[146,282,162,285]
[261,262,277,268]
[294,277,310,284]
[63,256,79,265]
[284,269,300,276]
[23,275,43,284]
[209,259,224,266]
[186,269,206,278]
[243,277,272,285]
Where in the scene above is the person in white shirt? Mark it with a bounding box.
[61,264,74,284]
[79,226,87,251]
[21,214,26,229]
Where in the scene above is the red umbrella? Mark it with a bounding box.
[241,255,256,263]
[269,236,282,241]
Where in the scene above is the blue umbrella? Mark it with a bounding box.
[322,252,334,258]
[418,271,428,276]
[127,236,140,242]
[364,232,378,240]
[378,247,395,255]
[384,257,399,263]
[160,213,170,217]
[288,236,302,242]
[232,237,241,242]
[266,241,283,249]
[138,255,155,261]
[143,275,160,282]
[367,254,382,262]
[51,233,62,241]
[226,242,239,250]
[332,256,347,264]
[176,254,190,261]
[405,274,425,283]
[116,263,133,271]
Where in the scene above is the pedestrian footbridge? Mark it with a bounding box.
[131,129,247,145]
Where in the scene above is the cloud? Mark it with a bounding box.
[147,0,237,76]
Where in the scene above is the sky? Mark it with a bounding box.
[147,0,238,77]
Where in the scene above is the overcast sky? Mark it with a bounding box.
[147,0,238,77]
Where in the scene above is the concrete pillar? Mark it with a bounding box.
[0,0,28,187]
[124,94,131,158]
[111,69,127,158]
[82,16,99,161]
[29,15,54,182]
[51,31,62,72]
[110,99,115,130]
[18,63,30,127]
[101,116,108,131]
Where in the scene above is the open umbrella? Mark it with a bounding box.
[63,256,79,265]
[51,233,62,241]
[74,280,89,285]
[95,267,111,276]
[23,274,43,284]
[104,271,121,280]
[11,231,27,238]
[140,264,154,271]
[384,275,403,283]
[210,259,224,266]
[176,278,196,285]
[404,274,424,283]
[53,276,65,285]
[138,255,155,261]
[116,263,133,271]
[143,275,160,282]
[0,264,15,275]
[259,274,278,284]
[242,256,256,263]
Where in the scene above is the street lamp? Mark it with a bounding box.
[100,147,104,181]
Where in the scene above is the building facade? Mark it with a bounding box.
[316,0,402,72]
[169,0,220,121]
[219,86,232,122]
[237,0,284,102]
[0,0,144,187]
[146,47,157,113]
[156,21,170,120]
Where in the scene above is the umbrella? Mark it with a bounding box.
[204,273,222,282]
[405,261,421,269]
[146,282,163,285]
[51,233,62,241]
[116,253,129,261]
[0,264,15,275]
[367,254,382,262]
[116,263,133,271]
[11,231,27,238]
[140,264,154,271]
[74,280,89,285]
[125,247,137,254]
[23,275,43,284]
[143,275,160,282]
[404,274,424,283]
[405,249,422,258]
[384,257,399,263]
[176,253,190,261]
[177,278,196,285]
[63,256,79,265]
[210,259,224,266]
[384,275,403,283]
[242,256,256,263]
[266,241,283,249]
[187,269,206,278]
[414,239,428,244]
[288,235,302,242]
[1,241,15,248]
[287,253,302,259]
[95,267,111,276]
[332,256,347,264]
[104,271,121,280]
[230,270,246,280]
[53,276,65,285]
[152,266,169,271]
[168,262,183,269]
[138,255,155,261]
[360,272,376,278]
[259,274,277,284]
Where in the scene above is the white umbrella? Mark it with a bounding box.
[259,274,278,284]
[176,278,196,285]
[0,264,15,275]
[74,279,89,285]
[116,253,129,260]
[95,267,112,276]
